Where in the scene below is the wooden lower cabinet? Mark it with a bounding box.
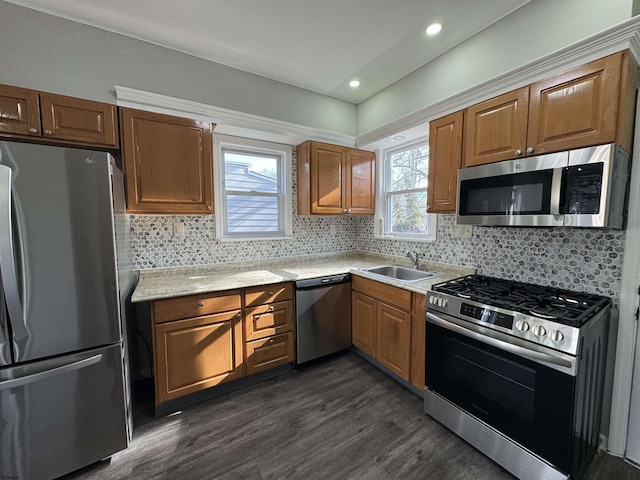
[246,332,294,374]
[352,276,412,381]
[153,309,244,404]
[352,291,376,356]
[410,293,426,391]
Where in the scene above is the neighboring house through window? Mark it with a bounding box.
[376,139,436,240]
[214,135,292,240]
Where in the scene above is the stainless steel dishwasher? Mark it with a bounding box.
[295,274,351,364]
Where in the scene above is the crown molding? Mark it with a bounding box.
[115,86,356,147]
[356,16,640,148]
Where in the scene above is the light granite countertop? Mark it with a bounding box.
[131,251,476,302]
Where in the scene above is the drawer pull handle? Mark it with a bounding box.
[197,302,205,307]
[267,305,275,312]
[268,291,274,296]
[269,339,274,344]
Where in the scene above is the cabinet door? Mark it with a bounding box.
[39,93,118,146]
[246,332,294,374]
[464,87,529,167]
[0,84,41,137]
[376,302,411,381]
[427,111,463,213]
[352,291,377,356]
[244,300,293,341]
[410,293,426,390]
[154,310,244,404]
[345,148,375,214]
[310,142,345,214]
[120,108,214,214]
[527,54,622,155]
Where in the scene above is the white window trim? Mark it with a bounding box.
[374,139,437,242]
[214,134,293,241]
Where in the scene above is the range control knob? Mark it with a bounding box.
[441,299,449,308]
[550,330,565,342]
[532,325,547,337]
[516,320,530,332]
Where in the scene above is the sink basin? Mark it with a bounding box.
[362,265,439,283]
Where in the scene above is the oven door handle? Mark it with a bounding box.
[426,312,577,375]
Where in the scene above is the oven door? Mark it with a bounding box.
[425,311,576,472]
[457,152,566,227]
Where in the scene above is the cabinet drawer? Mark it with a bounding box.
[352,276,411,311]
[246,332,294,374]
[245,300,293,341]
[244,282,293,307]
[152,290,241,324]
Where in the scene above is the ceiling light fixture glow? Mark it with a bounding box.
[349,80,361,88]
[392,135,406,141]
[426,22,443,36]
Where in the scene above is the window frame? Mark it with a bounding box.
[374,139,437,241]
[213,134,293,241]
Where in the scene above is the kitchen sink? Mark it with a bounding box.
[361,265,439,283]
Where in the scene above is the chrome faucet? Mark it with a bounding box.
[406,250,421,269]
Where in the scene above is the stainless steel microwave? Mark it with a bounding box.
[456,143,629,228]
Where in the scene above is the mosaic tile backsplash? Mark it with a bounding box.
[131,212,625,300]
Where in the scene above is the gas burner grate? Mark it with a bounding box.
[433,274,610,327]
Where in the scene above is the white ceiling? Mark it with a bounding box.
[7,0,531,104]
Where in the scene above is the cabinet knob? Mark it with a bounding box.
[197,302,205,307]
[515,149,522,156]
[43,129,52,135]
[207,205,212,211]
[269,338,275,344]
[29,127,38,134]
[347,209,352,213]
[267,305,275,312]
[526,147,534,154]
[236,313,241,319]
[268,291,274,296]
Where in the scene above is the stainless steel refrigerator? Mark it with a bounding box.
[0,141,136,480]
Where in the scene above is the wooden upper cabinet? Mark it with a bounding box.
[528,52,635,155]
[39,93,118,146]
[0,84,41,137]
[462,51,637,167]
[0,84,117,147]
[310,142,344,214]
[345,148,376,214]
[297,140,375,215]
[464,87,529,167]
[427,111,463,213]
[120,108,214,214]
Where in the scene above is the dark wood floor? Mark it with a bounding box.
[66,353,640,480]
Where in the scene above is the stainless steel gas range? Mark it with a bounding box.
[424,275,611,480]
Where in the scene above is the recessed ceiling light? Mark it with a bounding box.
[393,135,406,141]
[349,80,361,88]
[426,22,443,36]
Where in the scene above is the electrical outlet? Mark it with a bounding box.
[330,224,337,235]
[172,222,185,237]
[456,224,473,238]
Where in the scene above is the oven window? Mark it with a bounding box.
[446,337,535,422]
[459,169,553,216]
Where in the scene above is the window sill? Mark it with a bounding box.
[375,233,436,242]
[216,235,293,242]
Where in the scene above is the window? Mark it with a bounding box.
[376,140,436,240]
[214,135,292,240]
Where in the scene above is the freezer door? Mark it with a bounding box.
[0,142,121,362]
[0,344,128,480]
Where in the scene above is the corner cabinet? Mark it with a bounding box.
[464,51,637,167]
[296,140,375,215]
[352,276,412,381]
[120,108,215,214]
[152,291,244,405]
[0,83,118,147]
[427,111,463,213]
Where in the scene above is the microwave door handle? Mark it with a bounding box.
[0,166,28,343]
[426,312,576,374]
[550,167,563,215]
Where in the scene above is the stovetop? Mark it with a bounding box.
[432,274,610,328]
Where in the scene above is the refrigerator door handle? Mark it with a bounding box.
[0,353,102,391]
[0,165,28,341]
